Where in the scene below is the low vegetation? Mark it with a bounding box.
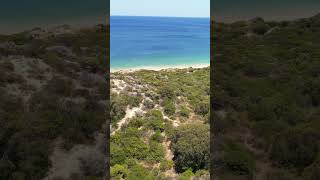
[0,24,108,179]
[212,14,320,179]
[111,67,210,179]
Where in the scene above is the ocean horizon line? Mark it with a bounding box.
[111,15,210,19]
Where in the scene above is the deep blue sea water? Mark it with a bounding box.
[110,16,210,70]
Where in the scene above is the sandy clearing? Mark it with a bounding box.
[111,101,146,135]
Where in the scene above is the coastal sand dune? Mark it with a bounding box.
[111,64,210,73]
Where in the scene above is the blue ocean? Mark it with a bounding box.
[110,16,210,70]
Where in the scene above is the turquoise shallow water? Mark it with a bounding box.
[110,16,210,70]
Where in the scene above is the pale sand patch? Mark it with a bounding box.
[111,76,149,134]
[111,101,146,135]
[158,106,180,127]
[111,79,127,94]
[45,132,105,179]
[112,79,126,89]
[9,56,52,90]
[111,63,210,73]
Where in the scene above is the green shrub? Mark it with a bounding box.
[78,150,104,177]
[146,110,165,131]
[126,95,142,108]
[302,155,320,180]
[0,155,15,179]
[150,131,164,143]
[124,137,148,160]
[250,18,270,35]
[111,128,149,161]
[110,144,126,166]
[0,71,25,85]
[212,111,232,135]
[263,169,297,180]
[171,123,209,172]
[146,141,165,163]
[110,94,127,125]
[41,51,66,72]
[224,149,256,176]
[179,169,194,180]
[0,62,14,71]
[9,32,30,45]
[158,85,176,99]
[45,76,74,96]
[270,128,319,169]
[111,164,129,179]
[143,99,155,109]
[194,101,209,116]
[164,122,174,137]
[179,107,190,118]
[163,98,176,116]
[127,118,145,128]
[127,164,157,180]
[146,110,163,120]
[160,160,174,171]
[248,98,277,122]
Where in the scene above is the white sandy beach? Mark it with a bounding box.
[110,63,210,73]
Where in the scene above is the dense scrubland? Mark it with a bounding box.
[4,12,320,180]
[110,67,210,179]
[0,25,108,179]
[212,14,320,180]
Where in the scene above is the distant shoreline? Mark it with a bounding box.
[111,63,210,73]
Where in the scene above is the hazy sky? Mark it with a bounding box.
[212,0,320,22]
[111,0,210,17]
